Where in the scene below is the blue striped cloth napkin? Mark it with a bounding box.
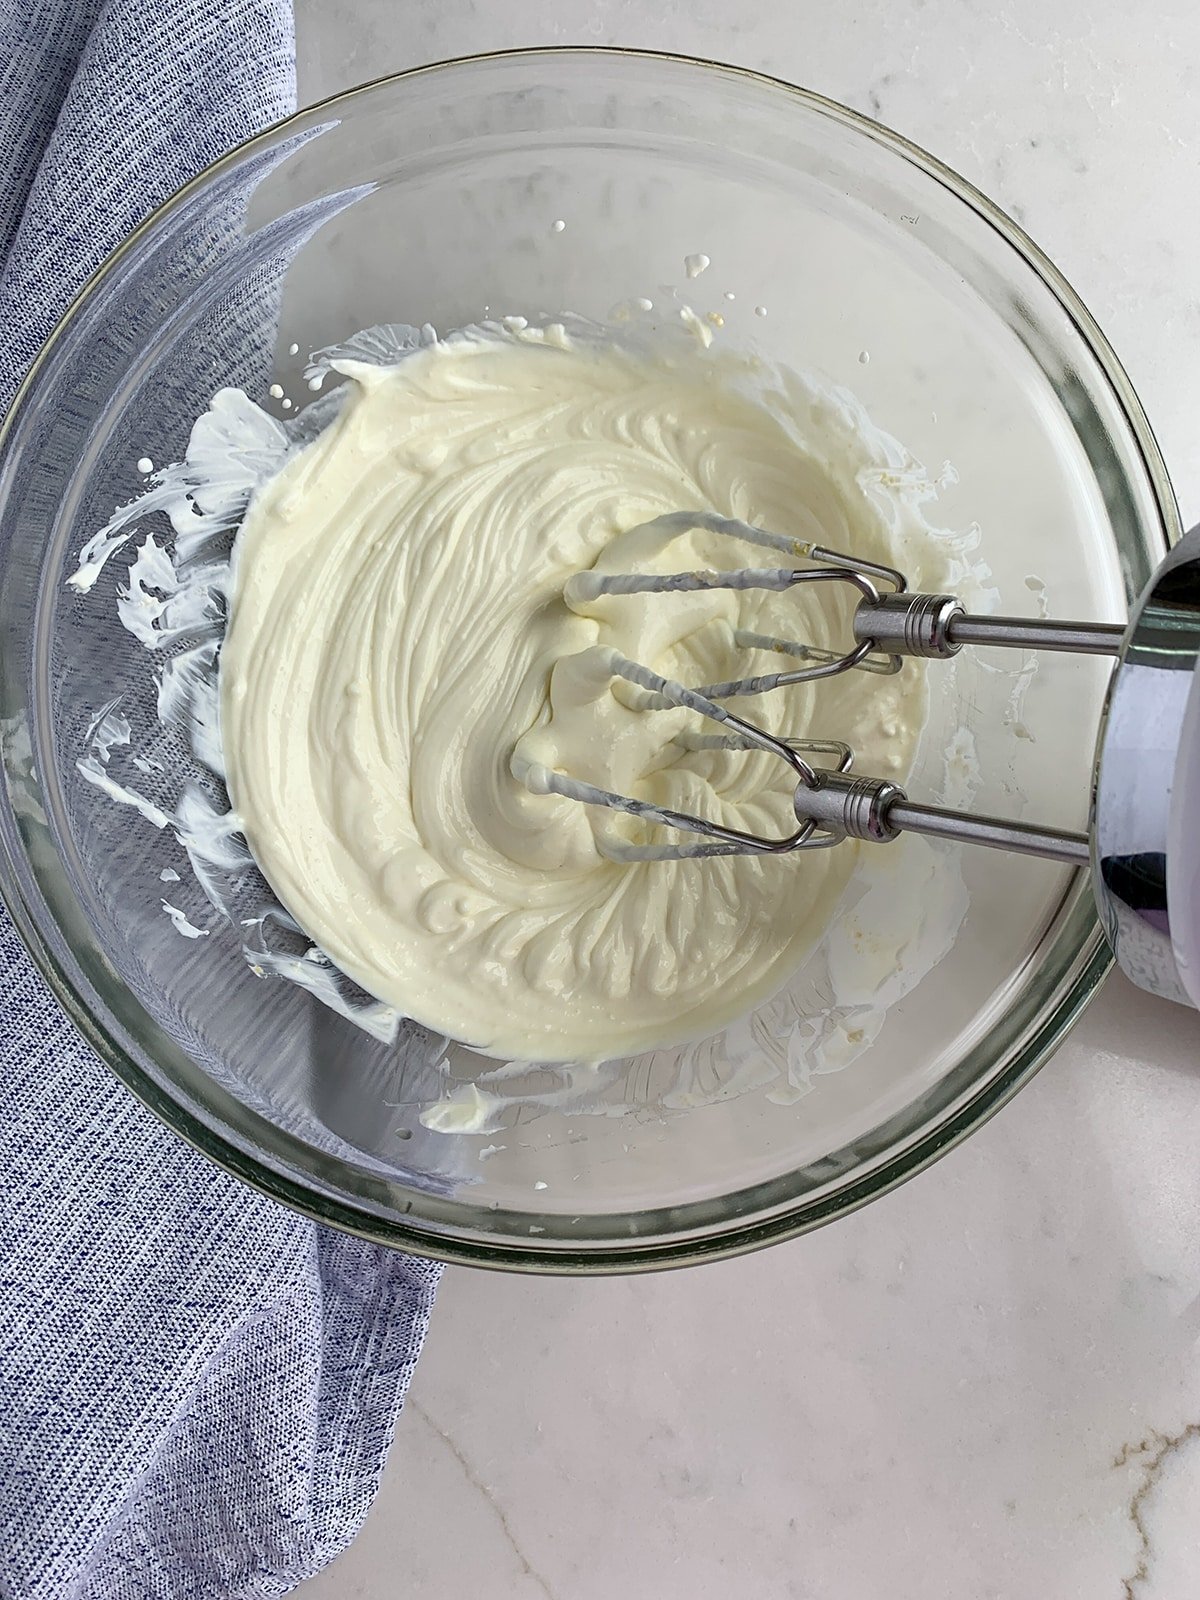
[0,5,441,1596]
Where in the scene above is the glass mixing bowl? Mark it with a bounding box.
[0,49,1174,1270]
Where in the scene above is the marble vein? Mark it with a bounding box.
[410,1400,559,1600]
[1113,1421,1200,1599]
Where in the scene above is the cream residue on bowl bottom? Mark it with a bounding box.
[218,323,950,1064]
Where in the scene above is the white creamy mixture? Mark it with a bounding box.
[219,324,945,1063]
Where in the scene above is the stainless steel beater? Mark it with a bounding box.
[538,514,1200,1009]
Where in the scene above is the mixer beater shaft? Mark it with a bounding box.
[539,515,1125,863]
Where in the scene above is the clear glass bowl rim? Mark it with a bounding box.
[0,46,1179,1273]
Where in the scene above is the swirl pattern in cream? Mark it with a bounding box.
[219,324,946,1062]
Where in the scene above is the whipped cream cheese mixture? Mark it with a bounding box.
[218,323,949,1062]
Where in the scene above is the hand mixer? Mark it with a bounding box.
[532,513,1200,1011]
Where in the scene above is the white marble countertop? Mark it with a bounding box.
[293,4,1200,1595]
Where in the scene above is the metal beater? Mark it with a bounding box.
[533,514,1200,1009]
